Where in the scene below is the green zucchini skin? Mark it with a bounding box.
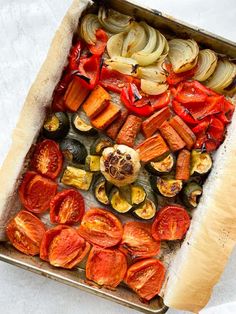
[93,176,112,206]
[109,187,133,214]
[132,194,157,220]
[85,155,101,172]
[190,150,212,176]
[60,138,87,164]
[43,112,69,140]
[71,112,98,136]
[150,175,182,198]
[182,182,202,208]
[90,137,113,155]
[145,153,176,176]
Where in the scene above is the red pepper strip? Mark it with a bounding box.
[216,98,235,124]
[172,100,198,125]
[192,118,210,134]
[207,117,225,142]
[165,63,197,85]
[88,29,108,56]
[189,81,219,96]
[175,81,207,103]
[152,90,171,110]
[128,83,142,103]
[68,41,83,71]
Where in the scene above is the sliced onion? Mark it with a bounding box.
[137,61,167,83]
[140,79,169,95]
[80,14,101,45]
[98,7,132,33]
[205,60,236,92]
[122,22,147,57]
[105,57,139,76]
[168,39,199,73]
[158,38,169,62]
[193,49,218,81]
[107,32,125,58]
[133,22,157,54]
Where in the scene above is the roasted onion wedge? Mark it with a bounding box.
[80,14,101,45]
[98,7,132,33]
[193,49,218,81]
[168,39,199,73]
[105,57,139,76]
[122,22,147,57]
[205,59,236,93]
[140,79,169,95]
[137,61,167,83]
[107,32,125,58]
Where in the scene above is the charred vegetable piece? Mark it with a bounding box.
[150,175,182,197]
[159,121,186,152]
[142,107,171,138]
[182,182,202,208]
[93,176,112,205]
[106,108,128,140]
[61,166,93,191]
[60,138,87,164]
[131,185,146,206]
[145,153,175,175]
[132,197,157,220]
[109,187,133,213]
[190,150,212,175]
[116,115,142,148]
[175,149,191,181]
[90,137,113,155]
[43,112,69,140]
[71,112,98,136]
[85,155,101,172]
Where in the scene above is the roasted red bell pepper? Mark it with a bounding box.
[172,100,197,125]
[68,41,83,71]
[165,63,197,85]
[175,81,208,103]
[88,29,108,56]
[217,98,235,124]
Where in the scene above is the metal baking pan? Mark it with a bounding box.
[0,0,235,313]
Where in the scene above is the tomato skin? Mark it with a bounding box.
[151,205,190,241]
[78,208,123,248]
[50,189,85,224]
[124,258,166,301]
[40,225,90,269]
[120,222,160,260]
[18,171,58,214]
[6,210,46,256]
[86,246,127,288]
[31,140,63,179]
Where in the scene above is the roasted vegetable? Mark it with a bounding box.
[159,121,186,152]
[91,101,121,130]
[150,175,182,197]
[109,187,133,213]
[106,108,128,140]
[61,166,93,191]
[60,138,87,164]
[93,176,112,206]
[190,150,212,175]
[71,112,98,136]
[85,155,101,172]
[175,149,191,181]
[90,137,113,155]
[182,182,202,208]
[132,196,157,220]
[43,112,69,140]
[131,184,146,206]
[116,115,142,147]
[145,153,175,175]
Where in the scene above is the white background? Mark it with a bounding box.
[0,1,236,313]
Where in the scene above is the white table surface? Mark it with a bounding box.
[0,1,236,313]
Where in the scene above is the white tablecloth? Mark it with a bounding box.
[0,1,236,313]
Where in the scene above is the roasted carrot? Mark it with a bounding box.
[106,108,128,140]
[64,77,90,112]
[176,149,191,180]
[142,107,171,138]
[116,115,142,147]
[159,121,186,152]
[136,134,169,163]
[169,115,196,150]
[91,101,120,130]
[83,85,111,119]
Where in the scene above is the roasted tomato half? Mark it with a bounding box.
[50,189,85,224]
[18,171,58,213]
[6,210,46,256]
[124,258,166,301]
[120,222,160,260]
[151,205,190,241]
[78,208,123,248]
[86,246,127,288]
[40,225,90,269]
[31,139,63,179]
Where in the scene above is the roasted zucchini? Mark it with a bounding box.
[61,166,93,191]
[90,137,113,155]
[43,112,69,140]
[132,196,157,220]
[182,182,202,208]
[145,153,175,175]
[190,150,212,175]
[131,184,146,206]
[93,176,112,206]
[85,155,101,172]
[109,187,132,214]
[71,112,98,136]
[60,138,87,164]
[150,175,183,197]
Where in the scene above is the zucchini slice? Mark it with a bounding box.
[150,175,182,197]
[182,182,202,208]
[131,184,146,206]
[85,155,101,172]
[109,187,132,214]
[71,112,98,136]
[61,166,93,191]
[145,153,175,175]
[90,137,113,155]
[93,176,112,205]
[191,150,212,175]
[43,112,69,140]
[133,198,157,220]
[60,138,87,164]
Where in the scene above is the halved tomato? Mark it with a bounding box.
[31,139,63,179]
[19,171,58,213]
[124,258,166,301]
[40,225,90,269]
[78,208,123,248]
[120,222,160,260]
[6,210,46,256]
[151,205,190,241]
[50,189,85,224]
[86,246,127,288]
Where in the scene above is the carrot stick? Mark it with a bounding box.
[91,101,120,130]
[176,149,191,180]
[159,121,186,152]
[142,107,171,138]
[106,108,128,140]
[116,115,142,147]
